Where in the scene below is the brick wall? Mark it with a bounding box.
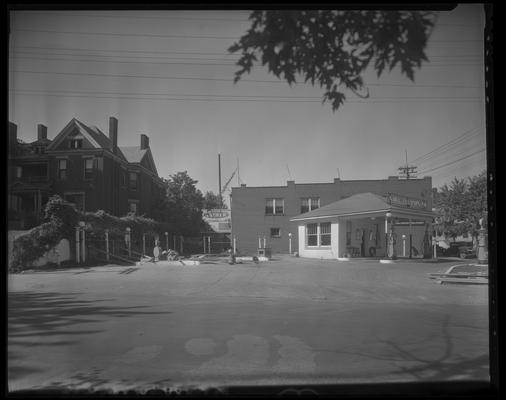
[231,177,432,255]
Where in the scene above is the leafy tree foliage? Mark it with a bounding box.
[229,10,436,111]
[433,171,487,242]
[151,171,206,236]
[203,191,228,210]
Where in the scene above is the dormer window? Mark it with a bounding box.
[69,139,83,149]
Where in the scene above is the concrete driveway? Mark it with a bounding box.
[8,256,489,393]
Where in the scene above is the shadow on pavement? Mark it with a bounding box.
[322,314,489,381]
[8,291,172,381]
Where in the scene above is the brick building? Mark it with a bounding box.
[230,177,433,257]
[8,117,165,229]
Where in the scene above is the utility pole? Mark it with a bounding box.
[398,149,418,179]
[218,154,222,206]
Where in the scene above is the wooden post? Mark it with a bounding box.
[207,236,211,254]
[180,236,184,254]
[263,236,266,249]
[81,228,86,263]
[105,229,110,261]
[233,236,237,254]
[142,233,146,256]
[165,232,168,250]
[127,229,131,257]
[258,236,261,249]
[173,235,176,250]
[75,226,80,264]
[203,235,206,254]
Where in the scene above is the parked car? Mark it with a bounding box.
[436,241,475,258]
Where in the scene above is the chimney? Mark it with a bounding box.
[140,134,149,150]
[240,183,247,187]
[9,122,17,155]
[37,124,47,140]
[109,117,118,154]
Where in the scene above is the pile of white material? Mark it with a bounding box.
[136,259,200,267]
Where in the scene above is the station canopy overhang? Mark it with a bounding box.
[290,192,436,223]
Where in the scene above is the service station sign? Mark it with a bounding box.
[203,209,231,233]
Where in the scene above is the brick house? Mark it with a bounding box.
[8,117,165,229]
[230,177,433,256]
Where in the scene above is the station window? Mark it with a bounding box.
[320,222,331,246]
[306,222,331,247]
[306,223,318,246]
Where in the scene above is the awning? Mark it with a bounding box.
[290,192,436,222]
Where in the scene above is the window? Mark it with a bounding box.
[18,163,48,180]
[306,223,318,246]
[301,197,320,213]
[57,159,67,180]
[129,201,137,214]
[84,158,94,180]
[16,166,22,178]
[129,172,138,190]
[265,198,284,215]
[64,193,85,211]
[306,222,331,247]
[320,222,331,246]
[270,228,281,238]
[69,139,83,149]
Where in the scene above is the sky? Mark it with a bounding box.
[8,5,487,206]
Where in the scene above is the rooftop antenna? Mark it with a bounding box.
[237,157,241,185]
[286,164,293,180]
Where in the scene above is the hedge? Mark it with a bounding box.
[9,195,175,271]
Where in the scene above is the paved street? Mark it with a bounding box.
[8,256,489,393]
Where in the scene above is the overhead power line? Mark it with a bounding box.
[13,11,251,22]
[9,55,483,69]
[13,50,483,64]
[410,127,483,165]
[414,133,485,167]
[10,91,484,104]
[11,45,485,59]
[9,89,483,101]
[417,148,486,175]
[12,28,483,43]
[13,28,239,40]
[9,70,485,90]
[10,55,238,66]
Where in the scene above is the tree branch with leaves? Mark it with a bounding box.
[229,10,436,111]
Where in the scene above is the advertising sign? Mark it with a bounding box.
[203,209,231,233]
[385,193,427,210]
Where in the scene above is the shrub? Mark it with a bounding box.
[9,195,78,271]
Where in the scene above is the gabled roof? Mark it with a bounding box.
[80,124,111,149]
[291,192,435,221]
[46,118,103,150]
[44,117,158,175]
[119,146,148,163]
[119,146,158,176]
